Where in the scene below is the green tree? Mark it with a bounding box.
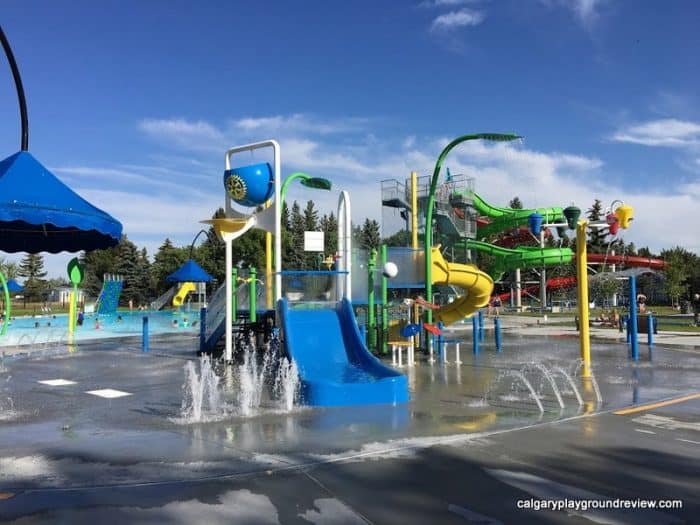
[660,247,695,306]
[0,257,18,280]
[590,274,622,306]
[586,199,607,253]
[303,200,319,231]
[287,201,305,269]
[508,196,523,209]
[359,218,381,251]
[319,212,338,256]
[197,208,226,287]
[114,236,141,306]
[134,248,152,306]
[151,238,188,295]
[17,253,48,304]
[80,245,120,298]
[383,229,411,247]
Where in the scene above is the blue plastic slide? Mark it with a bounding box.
[278,298,408,407]
[96,279,123,315]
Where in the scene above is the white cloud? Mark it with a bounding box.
[232,114,367,136]
[542,0,609,29]
[610,118,700,148]
[139,118,226,152]
[419,0,483,7]
[430,8,486,32]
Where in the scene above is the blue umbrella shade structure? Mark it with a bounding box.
[167,259,213,283]
[0,151,122,253]
[5,278,23,293]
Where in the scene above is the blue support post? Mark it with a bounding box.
[472,316,480,355]
[629,275,639,361]
[142,316,149,353]
[438,321,445,363]
[647,312,654,359]
[199,307,206,352]
[478,310,485,342]
[494,317,502,353]
[625,314,631,344]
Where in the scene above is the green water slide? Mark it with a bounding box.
[472,193,564,239]
[464,240,572,278]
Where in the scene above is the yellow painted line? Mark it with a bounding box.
[613,392,700,416]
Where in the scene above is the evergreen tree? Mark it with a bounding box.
[586,199,607,253]
[135,248,152,306]
[80,245,120,298]
[302,201,321,268]
[151,238,188,295]
[197,208,226,287]
[288,201,305,269]
[17,254,48,303]
[359,218,381,251]
[319,212,338,256]
[508,196,523,209]
[114,236,141,306]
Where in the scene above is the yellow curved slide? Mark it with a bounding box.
[173,282,196,307]
[431,247,494,325]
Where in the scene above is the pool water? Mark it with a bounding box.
[0,310,198,347]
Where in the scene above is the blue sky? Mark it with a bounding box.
[1,0,699,277]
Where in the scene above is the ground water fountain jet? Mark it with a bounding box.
[274,357,299,412]
[486,370,544,413]
[180,354,224,423]
[521,362,565,410]
[180,331,300,422]
[551,365,583,407]
[569,358,602,405]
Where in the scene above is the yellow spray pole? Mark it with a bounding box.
[576,219,591,379]
[265,199,273,310]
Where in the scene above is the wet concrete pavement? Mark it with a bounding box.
[0,327,698,523]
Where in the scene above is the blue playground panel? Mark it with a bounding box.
[278,298,408,407]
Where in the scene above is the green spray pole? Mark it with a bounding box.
[368,248,377,351]
[67,258,84,335]
[231,267,238,321]
[249,267,257,323]
[423,133,522,333]
[381,244,388,355]
[0,272,9,336]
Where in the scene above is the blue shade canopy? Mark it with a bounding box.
[167,259,212,283]
[0,151,122,253]
[6,278,23,293]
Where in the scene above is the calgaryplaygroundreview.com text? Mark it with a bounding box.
[517,498,683,512]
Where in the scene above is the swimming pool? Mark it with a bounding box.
[0,310,198,347]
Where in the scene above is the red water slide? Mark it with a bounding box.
[586,253,668,270]
[496,255,667,301]
[498,276,576,302]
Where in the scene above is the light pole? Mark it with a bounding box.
[424,133,522,328]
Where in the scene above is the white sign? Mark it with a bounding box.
[304,231,324,252]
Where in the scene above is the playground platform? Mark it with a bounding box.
[0,328,698,523]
